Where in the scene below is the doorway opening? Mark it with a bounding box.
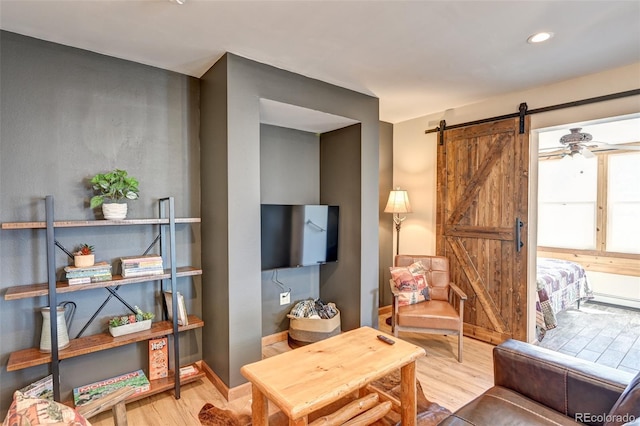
[534,114,640,374]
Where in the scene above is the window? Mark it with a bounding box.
[538,150,639,255]
[607,152,640,254]
[538,157,598,249]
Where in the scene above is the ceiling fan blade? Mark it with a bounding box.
[538,149,566,158]
[539,146,565,152]
[594,143,640,151]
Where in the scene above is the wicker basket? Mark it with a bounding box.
[287,310,341,347]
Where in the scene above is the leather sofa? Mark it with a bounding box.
[438,339,639,426]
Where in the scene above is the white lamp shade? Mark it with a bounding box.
[384,190,412,214]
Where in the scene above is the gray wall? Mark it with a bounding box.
[379,121,394,306]
[199,53,230,384]
[200,53,379,388]
[260,124,321,334]
[0,31,201,412]
[319,124,362,329]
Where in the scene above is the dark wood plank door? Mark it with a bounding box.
[437,117,529,343]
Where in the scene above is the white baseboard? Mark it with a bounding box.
[591,293,640,310]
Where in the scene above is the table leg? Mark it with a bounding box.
[251,385,269,426]
[400,361,417,426]
[289,416,308,426]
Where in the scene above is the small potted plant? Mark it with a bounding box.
[108,306,155,337]
[73,244,95,268]
[89,169,140,220]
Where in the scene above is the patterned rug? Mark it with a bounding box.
[198,371,451,426]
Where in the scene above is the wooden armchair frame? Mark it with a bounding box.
[76,386,135,426]
[389,255,467,362]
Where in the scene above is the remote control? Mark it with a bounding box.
[377,334,395,345]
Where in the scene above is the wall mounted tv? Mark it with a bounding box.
[261,204,339,271]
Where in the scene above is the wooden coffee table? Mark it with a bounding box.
[240,326,426,425]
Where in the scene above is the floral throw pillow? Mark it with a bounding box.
[3,390,90,426]
[408,261,431,300]
[390,261,431,306]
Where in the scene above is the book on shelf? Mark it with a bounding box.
[122,260,163,268]
[67,274,112,285]
[163,291,188,326]
[122,269,165,278]
[179,365,199,378]
[120,254,163,265]
[65,265,111,279]
[64,261,112,274]
[73,369,150,407]
[122,263,163,270]
[120,254,162,261]
[148,337,168,380]
[19,375,53,400]
[66,269,112,279]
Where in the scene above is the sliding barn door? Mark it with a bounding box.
[437,117,529,343]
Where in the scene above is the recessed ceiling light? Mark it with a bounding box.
[527,32,554,44]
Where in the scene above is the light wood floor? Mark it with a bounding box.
[90,317,495,425]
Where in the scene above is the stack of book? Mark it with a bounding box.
[65,262,112,285]
[120,255,164,278]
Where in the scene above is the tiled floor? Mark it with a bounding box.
[538,301,640,375]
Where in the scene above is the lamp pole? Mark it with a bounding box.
[393,213,405,256]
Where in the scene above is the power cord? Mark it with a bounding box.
[271,270,291,296]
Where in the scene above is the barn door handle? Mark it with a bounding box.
[515,218,524,252]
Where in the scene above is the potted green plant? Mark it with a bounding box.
[73,243,95,268]
[108,306,155,337]
[89,169,139,220]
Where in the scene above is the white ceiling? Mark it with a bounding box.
[1,0,639,124]
[259,99,359,133]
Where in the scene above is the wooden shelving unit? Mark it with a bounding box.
[2,196,204,402]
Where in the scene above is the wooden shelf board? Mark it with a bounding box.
[7,316,204,371]
[4,267,202,300]
[2,218,201,230]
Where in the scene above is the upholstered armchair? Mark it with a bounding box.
[3,386,134,426]
[389,255,467,362]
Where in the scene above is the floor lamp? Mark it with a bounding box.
[384,188,412,256]
[384,188,412,326]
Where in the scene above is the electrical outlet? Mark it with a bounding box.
[280,292,290,305]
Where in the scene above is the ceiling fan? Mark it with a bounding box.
[539,128,640,159]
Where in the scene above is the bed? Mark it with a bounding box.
[535,257,593,341]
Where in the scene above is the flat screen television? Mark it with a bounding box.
[261,204,339,270]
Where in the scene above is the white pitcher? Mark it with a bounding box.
[39,301,75,352]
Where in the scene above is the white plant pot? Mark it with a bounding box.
[109,319,152,337]
[102,203,127,220]
[74,254,95,268]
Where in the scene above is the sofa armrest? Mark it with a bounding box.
[494,339,633,423]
